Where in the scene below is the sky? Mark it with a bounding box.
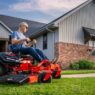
[0,0,87,23]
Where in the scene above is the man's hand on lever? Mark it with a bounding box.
[32,39,37,44]
[25,39,37,47]
[26,37,31,42]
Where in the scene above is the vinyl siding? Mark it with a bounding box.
[0,24,10,39]
[58,2,95,46]
[35,30,58,60]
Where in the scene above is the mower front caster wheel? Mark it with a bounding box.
[52,70,61,79]
[38,72,51,83]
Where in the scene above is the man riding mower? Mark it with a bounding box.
[0,22,61,84]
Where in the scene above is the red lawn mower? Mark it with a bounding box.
[0,52,61,84]
[0,38,61,84]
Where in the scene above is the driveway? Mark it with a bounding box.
[62,73,95,78]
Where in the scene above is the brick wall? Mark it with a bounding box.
[55,42,95,69]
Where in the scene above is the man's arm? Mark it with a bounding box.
[25,39,37,47]
[11,38,26,45]
[11,31,27,45]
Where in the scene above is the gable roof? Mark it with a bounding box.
[53,0,92,24]
[30,0,93,38]
[0,15,46,36]
[0,20,12,33]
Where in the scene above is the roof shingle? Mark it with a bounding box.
[0,15,46,36]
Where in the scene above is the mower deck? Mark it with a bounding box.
[0,74,29,84]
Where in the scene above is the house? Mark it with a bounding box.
[0,15,45,52]
[1,0,95,69]
[29,0,95,69]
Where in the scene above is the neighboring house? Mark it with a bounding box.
[1,0,95,69]
[0,15,45,52]
[29,0,95,69]
[0,21,12,52]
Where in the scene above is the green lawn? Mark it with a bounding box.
[61,70,95,75]
[0,78,95,95]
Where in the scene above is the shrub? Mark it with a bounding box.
[91,63,95,69]
[78,60,94,69]
[70,60,95,70]
[70,63,79,70]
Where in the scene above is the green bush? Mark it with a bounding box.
[70,60,95,70]
[78,60,94,69]
[70,63,79,70]
[93,64,95,69]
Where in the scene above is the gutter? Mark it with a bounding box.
[30,24,58,38]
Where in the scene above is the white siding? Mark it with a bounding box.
[36,30,58,60]
[0,24,10,39]
[58,2,95,46]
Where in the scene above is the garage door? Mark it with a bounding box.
[0,40,6,52]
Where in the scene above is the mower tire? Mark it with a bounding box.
[52,70,61,79]
[38,72,51,83]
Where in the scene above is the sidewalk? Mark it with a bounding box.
[62,73,95,78]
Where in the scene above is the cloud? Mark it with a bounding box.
[9,0,87,17]
[35,18,49,23]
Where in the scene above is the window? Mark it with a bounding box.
[43,33,47,50]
